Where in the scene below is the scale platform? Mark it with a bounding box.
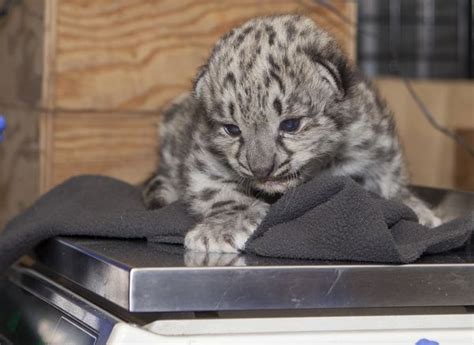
[32,186,474,313]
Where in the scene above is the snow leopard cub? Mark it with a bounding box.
[144,15,440,253]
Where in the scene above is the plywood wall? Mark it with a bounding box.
[40,0,356,191]
[0,0,44,228]
[375,78,474,190]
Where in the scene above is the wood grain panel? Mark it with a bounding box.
[51,112,158,186]
[0,0,44,228]
[54,0,355,111]
[375,78,474,191]
[40,0,59,192]
[40,0,355,191]
[0,108,40,229]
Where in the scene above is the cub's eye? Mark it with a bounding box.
[223,124,241,137]
[279,118,301,132]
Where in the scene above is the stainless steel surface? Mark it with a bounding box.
[34,187,474,313]
[0,266,121,345]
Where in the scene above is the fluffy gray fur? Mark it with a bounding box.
[143,15,440,253]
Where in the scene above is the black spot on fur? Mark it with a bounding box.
[273,98,282,115]
[211,102,224,118]
[264,75,270,88]
[270,70,285,93]
[224,72,236,89]
[221,29,235,42]
[211,200,235,209]
[195,158,206,171]
[268,54,280,72]
[283,56,290,69]
[265,24,276,45]
[208,174,222,181]
[237,92,243,106]
[327,112,346,130]
[228,102,235,117]
[202,236,209,251]
[242,26,252,36]
[246,59,254,70]
[285,22,297,40]
[199,188,218,201]
[234,32,247,48]
[254,29,262,41]
[231,204,248,212]
[146,178,162,194]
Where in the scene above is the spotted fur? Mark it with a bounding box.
[143,15,440,253]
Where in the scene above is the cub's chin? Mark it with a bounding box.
[252,176,301,194]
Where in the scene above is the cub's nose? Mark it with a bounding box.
[249,161,275,180]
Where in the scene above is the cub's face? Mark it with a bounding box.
[195,15,352,194]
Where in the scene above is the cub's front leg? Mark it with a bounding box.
[184,178,269,253]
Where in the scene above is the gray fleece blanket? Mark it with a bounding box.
[0,174,472,274]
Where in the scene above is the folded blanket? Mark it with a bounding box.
[0,174,472,275]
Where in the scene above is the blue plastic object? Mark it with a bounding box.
[0,115,6,142]
[416,339,439,345]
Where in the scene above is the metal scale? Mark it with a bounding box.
[0,186,473,344]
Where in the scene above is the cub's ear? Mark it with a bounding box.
[193,65,209,99]
[314,60,343,95]
[303,47,346,98]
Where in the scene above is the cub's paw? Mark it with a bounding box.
[418,213,442,228]
[404,195,442,228]
[184,251,246,267]
[184,223,251,253]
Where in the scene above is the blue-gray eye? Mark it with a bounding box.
[223,124,241,137]
[279,118,301,132]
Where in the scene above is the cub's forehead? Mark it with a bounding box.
[197,15,339,123]
[208,15,330,72]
